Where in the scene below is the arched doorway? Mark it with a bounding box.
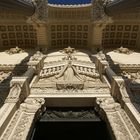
[31,107,112,140]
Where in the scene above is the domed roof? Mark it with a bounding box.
[48,0,91,5]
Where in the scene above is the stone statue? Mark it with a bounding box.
[5,46,24,55]
[114,46,133,54]
[55,61,83,82]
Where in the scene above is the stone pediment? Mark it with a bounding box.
[31,47,109,95]
[38,59,100,90]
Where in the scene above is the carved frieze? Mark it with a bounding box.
[41,109,100,121]
[30,86,110,95]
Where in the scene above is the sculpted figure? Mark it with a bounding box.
[55,61,83,82]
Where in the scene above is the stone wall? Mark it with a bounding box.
[0,24,37,49]
[102,23,140,49]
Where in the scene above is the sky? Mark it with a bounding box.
[48,0,91,5]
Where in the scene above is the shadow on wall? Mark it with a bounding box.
[105,52,140,114]
[0,48,35,108]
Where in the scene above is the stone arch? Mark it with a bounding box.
[94,98,140,140]
[0,98,46,140]
[1,97,139,140]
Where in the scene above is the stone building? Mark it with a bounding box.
[0,0,140,140]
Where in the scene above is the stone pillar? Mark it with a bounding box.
[111,76,131,106]
[95,55,109,81]
[36,23,48,50]
[28,51,45,74]
[92,23,104,51]
[92,18,111,51]
[23,67,35,84]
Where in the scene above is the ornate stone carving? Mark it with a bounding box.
[5,83,22,103]
[1,98,45,140]
[0,71,12,83]
[97,50,106,60]
[5,46,25,55]
[107,112,132,140]
[41,109,100,121]
[20,98,45,113]
[38,49,102,92]
[30,86,110,95]
[29,51,45,61]
[10,113,34,140]
[1,110,22,140]
[119,109,140,139]
[62,46,76,54]
[122,71,140,84]
[95,98,140,140]
[114,46,133,55]
[95,98,121,113]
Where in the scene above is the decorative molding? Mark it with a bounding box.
[11,113,34,140]
[119,109,140,139]
[95,98,121,113]
[29,51,45,62]
[31,86,110,95]
[5,83,22,103]
[95,98,140,140]
[107,112,132,140]
[41,109,100,121]
[1,98,45,140]
[1,110,22,140]
[5,76,30,104]
[20,98,45,113]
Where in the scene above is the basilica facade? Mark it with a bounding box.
[0,0,140,140]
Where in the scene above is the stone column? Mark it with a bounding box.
[23,67,35,84]
[36,23,48,50]
[95,55,109,81]
[92,23,105,51]
[28,51,45,74]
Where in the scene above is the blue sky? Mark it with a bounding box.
[48,0,91,4]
